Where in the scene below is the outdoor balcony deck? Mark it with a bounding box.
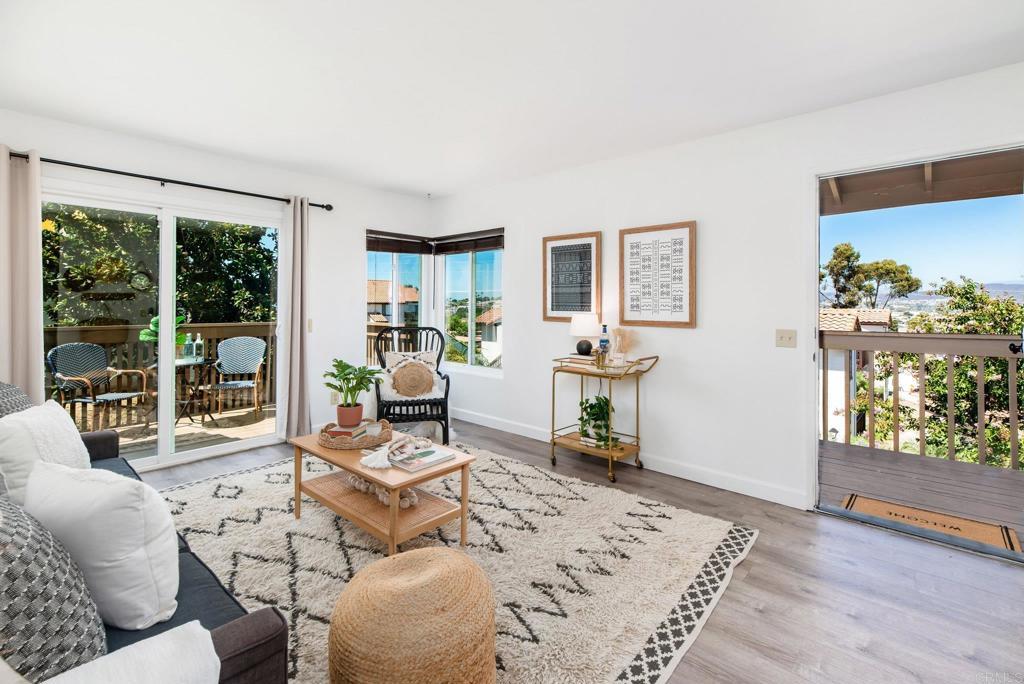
[819,440,1024,531]
[819,330,1024,544]
[46,321,277,459]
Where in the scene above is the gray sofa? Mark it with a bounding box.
[0,377,287,683]
[82,431,288,683]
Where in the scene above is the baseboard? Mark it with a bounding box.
[450,407,550,442]
[451,407,809,509]
[638,452,809,509]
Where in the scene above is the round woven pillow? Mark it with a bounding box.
[329,547,496,684]
[391,361,435,397]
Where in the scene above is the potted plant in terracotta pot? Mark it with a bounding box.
[323,358,382,427]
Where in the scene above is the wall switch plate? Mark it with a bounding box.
[330,391,340,405]
[775,329,797,348]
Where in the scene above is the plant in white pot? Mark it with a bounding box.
[323,358,382,427]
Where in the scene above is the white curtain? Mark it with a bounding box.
[0,146,44,403]
[285,196,311,438]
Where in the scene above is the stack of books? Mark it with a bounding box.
[389,446,456,472]
[327,422,369,439]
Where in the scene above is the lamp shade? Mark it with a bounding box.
[569,313,601,337]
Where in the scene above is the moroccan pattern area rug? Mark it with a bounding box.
[162,444,757,684]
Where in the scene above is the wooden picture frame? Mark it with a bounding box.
[619,221,696,328]
[543,231,602,322]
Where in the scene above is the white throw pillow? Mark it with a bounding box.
[23,462,179,630]
[384,350,438,370]
[0,400,90,503]
[45,621,219,684]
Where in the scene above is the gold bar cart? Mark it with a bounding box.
[549,355,659,482]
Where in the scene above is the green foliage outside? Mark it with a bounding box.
[835,275,1024,469]
[42,203,278,328]
[444,295,501,366]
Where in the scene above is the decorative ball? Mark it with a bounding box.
[576,339,593,356]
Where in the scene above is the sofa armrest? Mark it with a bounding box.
[211,607,288,684]
[81,430,120,461]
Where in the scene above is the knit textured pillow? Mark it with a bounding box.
[0,496,106,682]
[0,382,32,420]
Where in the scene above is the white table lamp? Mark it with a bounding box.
[569,313,601,355]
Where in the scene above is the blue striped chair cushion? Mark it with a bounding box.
[46,343,111,392]
[210,380,256,390]
[215,337,266,376]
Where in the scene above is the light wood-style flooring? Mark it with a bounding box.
[143,419,1024,683]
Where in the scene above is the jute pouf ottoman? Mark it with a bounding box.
[329,547,496,684]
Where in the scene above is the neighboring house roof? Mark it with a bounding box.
[818,308,892,332]
[476,302,502,325]
[367,280,420,304]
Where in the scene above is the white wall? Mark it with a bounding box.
[434,62,1024,509]
[0,107,433,429]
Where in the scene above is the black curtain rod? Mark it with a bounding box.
[9,151,333,211]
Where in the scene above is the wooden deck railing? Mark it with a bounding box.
[820,331,1021,469]
[45,321,276,431]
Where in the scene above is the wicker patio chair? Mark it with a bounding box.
[46,342,148,431]
[210,336,267,415]
[373,326,450,444]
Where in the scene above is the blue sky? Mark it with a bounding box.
[445,249,501,299]
[367,250,502,298]
[820,195,1024,287]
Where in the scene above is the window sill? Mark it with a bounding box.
[441,363,504,380]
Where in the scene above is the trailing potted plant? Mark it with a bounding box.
[139,314,187,355]
[323,358,382,427]
[579,394,619,449]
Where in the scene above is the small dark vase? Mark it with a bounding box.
[576,339,593,356]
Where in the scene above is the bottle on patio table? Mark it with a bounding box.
[183,333,195,360]
[193,334,205,360]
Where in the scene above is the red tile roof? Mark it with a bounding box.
[476,302,502,325]
[818,308,892,332]
[367,280,419,304]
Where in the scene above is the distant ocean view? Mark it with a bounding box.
[820,282,1024,330]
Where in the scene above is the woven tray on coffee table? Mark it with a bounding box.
[318,420,393,450]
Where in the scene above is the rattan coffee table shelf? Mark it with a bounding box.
[289,433,475,555]
[301,472,461,545]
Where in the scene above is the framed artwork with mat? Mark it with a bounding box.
[543,231,601,322]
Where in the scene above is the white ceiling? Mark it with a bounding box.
[2,1,1023,195]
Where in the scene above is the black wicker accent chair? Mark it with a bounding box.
[373,327,451,444]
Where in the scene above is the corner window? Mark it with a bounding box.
[443,249,502,368]
[366,251,424,364]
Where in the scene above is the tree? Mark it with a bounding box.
[821,243,865,308]
[42,203,278,328]
[819,243,921,309]
[859,260,922,309]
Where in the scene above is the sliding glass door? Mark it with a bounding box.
[40,191,285,464]
[42,200,163,458]
[172,216,279,454]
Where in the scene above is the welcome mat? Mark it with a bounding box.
[841,494,1020,552]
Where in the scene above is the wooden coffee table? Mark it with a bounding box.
[288,434,475,555]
